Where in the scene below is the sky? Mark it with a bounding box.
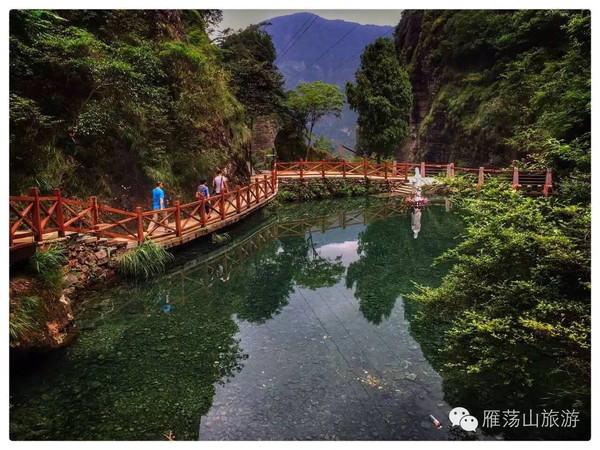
[218,10,403,32]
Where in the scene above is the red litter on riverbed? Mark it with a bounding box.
[430,415,442,429]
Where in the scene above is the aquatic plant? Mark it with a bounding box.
[211,232,231,244]
[115,239,174,280]
[9,295,44,343]
[30,245,66,290]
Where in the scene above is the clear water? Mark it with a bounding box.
[11,197,576,440]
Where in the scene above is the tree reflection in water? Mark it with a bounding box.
[346,205,464,324]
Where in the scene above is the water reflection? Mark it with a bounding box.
[410,207,422,239]
[10,197,464,441]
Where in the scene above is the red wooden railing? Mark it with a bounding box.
[9,174,277,250]
[275,160,552,195]
[10,162,552,251]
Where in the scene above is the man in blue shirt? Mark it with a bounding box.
[196,179,212,219]
[150,181,166,232]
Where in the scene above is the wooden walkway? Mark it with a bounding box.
[9,174,277,253]
[274,160,553,195]
[9,161,553,254]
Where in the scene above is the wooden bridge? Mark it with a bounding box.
[9,174,277,253]
[274,160,553,195]
[9,161,553,254]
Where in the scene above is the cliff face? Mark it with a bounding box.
[394,11,454,163]
[10,10,249,208]
[394,10,590,167]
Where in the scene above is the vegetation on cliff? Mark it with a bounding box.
[9,10,268,206]
[220,23,286,129]
[395,9,590,182]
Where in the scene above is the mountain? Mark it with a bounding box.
[263,13,393,150]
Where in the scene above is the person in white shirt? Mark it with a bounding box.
[212,169,228,195]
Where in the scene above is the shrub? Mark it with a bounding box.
[116,239,174,280]
[211,233,231,244]
[408,178,590,424]
[30,245,66,290]
[10,295,44,344]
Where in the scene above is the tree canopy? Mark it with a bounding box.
[346,37,412,161]
[220,23,285,125]
[286,81,344,159]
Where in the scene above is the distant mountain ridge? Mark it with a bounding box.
[263,13,394,149]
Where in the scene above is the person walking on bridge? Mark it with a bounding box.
[213,170,228,218]
[213,169,228,195]
[196,179,212,219]
[150,181,167,233]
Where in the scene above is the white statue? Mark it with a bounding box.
[412,167,424,200]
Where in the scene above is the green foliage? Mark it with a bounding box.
[346,37,412,160]
[312,134,335,154]
[116,239,174,280]
[10,295,44,344]
[407,179,590,431]
[30,245,66,290]
[286,81,344,159]
[220,24,285,123]
[10,10,251,202]
[211,232,232,244]
[397,10,590,171]
[278,179,389,202]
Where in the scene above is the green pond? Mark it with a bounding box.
[9,197,585,440]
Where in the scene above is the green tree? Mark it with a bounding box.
[9,10,248,204]
[346,37,412,162]
[312,134,334,153]
[286,81,344,160]
[407,177,590,439]
[220,24,285,127]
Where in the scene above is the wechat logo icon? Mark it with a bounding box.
[449,407,478,432]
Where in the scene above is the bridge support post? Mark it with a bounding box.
[299,158,304,179]
[90,196,99,236]
[392,161,397,177]
[235,186,241,212]
[28,187,43,242]
[543,169,553,197]
[174,200,182,237]
[384,162,388,179]
[255,180,260,203]
[220,192,226,220]
[263,175,268,199]
[342,160,347,178]
[200,197,207,226]
[512,167,519,189]
[421,162,426,177]
[363,158,367,179]
[477,167,484,189]
[136,207,144,245]
[53,188,66,238]
[321,160,325,178]
[404,163,408,181]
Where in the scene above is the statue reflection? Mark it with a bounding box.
[410,207,422,239]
